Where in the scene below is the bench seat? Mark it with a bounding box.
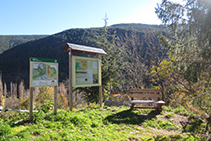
[127,89,165,111]
[129,100,165,104]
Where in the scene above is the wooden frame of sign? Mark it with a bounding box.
[64,43,106,110]
[29,57,59,121]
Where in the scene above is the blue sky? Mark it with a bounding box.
[0,0,167,35]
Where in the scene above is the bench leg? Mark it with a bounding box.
[130,103,135,110]
[156,103,164,111]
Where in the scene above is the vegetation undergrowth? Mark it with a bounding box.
[0,105,210,140]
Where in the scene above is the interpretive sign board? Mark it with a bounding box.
[72,55,101,88]
[30,57,58,87]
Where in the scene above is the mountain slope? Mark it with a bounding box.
[0,24,167,87]
[0,35,48,54]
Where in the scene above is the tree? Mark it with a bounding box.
[156,0,211,81]
[117,29,166,93]
[77,15,123,103]
[100,15,122,96]
[155,0,211,132]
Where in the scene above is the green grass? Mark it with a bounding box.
[0,105,210,140]
[142,118,180,130]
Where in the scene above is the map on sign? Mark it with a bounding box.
[47,65,57,79]
[72,56,101,88]
[30,57,58,87]
[32,64,47,80]
[75,60,88,83]
[32,64,57,80]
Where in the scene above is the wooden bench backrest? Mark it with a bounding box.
[128,89,163,100]
[129,89,163,93]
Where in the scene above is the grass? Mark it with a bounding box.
[0,105,210,140]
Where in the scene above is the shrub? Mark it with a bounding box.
[17,97,32,109]
[35,87,54,103]
[4,96,19,109]
[18,80,25,99]
[170,91,191,108]
[0,94,5,107]
[57,93,68,109]
[162,106,173,112]
[173,105,188,116]
[40,101,54,113]
[163,112,176,118]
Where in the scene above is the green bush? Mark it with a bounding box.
[162,106,173,112]
[40,101,54,113]
[0,124,11,136]
[173,105,188,116]
[164,112,176,118]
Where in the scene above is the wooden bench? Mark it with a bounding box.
[127,89,165,111]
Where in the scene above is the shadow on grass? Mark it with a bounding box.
[104,109,160,125]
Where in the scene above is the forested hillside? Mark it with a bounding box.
[0,35,48,54]
[0,24,166,88]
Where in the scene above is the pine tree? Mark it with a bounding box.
[156,0,211,131]
[78,14,123,103]
[156,0,211,83]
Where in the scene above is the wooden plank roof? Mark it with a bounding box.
[64,43,107,55]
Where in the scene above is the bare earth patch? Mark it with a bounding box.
[129,111,189,139]
[156,114,189,127]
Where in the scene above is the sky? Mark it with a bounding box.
[0,0,169,35]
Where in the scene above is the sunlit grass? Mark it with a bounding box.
[11,125,28,135]
[0,105,210,140]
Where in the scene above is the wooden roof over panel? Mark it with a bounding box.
[64,43,107,55]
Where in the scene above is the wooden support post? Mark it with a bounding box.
[69,51,73,111]
[99,55,103,107]
[99,85,102,107]
[29,87,33,121]
[54,86,58,115]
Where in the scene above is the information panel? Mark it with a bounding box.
[30,57,58,87]
[72,56,101,87]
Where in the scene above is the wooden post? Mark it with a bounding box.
[29,87,33,121]
[69,51,73,111]
[99,85,103,107]
[99,55,103,107]
[54,86,58,115]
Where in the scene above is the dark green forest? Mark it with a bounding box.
[0,35,48,54]
[0,24,166,89]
